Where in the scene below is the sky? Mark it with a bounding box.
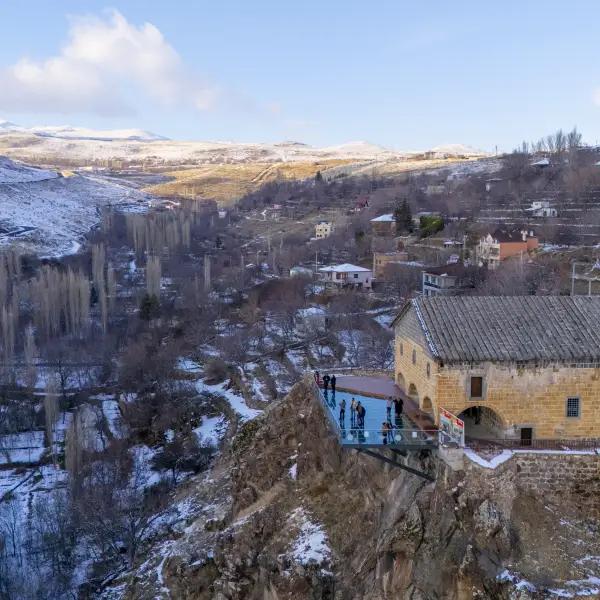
[0,1,599,151]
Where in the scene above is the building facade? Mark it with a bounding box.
[319,263,372,289]
[422,265,461,296]
[393,296,600,442]
[476,228,538,268]
[315,221,333,239]
[373,251,409,279]
[370,214,397,236]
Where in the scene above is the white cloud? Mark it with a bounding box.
[0,10,220,116]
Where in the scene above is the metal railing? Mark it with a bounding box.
[310,377,438,448]
[465,437,600,452]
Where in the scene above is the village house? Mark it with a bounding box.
[392,296,600,444]
[373,250,409,279]
[421,263,472,296]
[318,263,372,290]
[526,200,558,218]
[476,228,538,268]
[370,214,397,236]
[315,221,333,239]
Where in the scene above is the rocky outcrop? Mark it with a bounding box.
[110,376,600,599]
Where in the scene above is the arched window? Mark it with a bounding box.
[412,349,417,365]
[426,362,431,378]
[400,343,404,356]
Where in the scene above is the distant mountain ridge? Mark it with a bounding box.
[0,119,167,142]
[0,119,488,166]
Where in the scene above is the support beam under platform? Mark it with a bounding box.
[355,448,435,481]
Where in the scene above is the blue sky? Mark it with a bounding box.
[0,1,599,150]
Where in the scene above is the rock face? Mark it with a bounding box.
[112,377,600,599]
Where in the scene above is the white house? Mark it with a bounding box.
[318,263,372,290]
[315,221,333,239]
[526,200,557,218]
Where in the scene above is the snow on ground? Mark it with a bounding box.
[195,379,262,421]
[0,166,150,256]
[0,156,58,183]
[288,463,298,480]
[0,430,46,464]
[193,415,227,446]
[464,449,514,469]
[101,398,127,439]
[288,507,332,569]
[130,445,162,488]
[177,357,203,374]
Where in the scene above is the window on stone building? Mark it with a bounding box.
[412,349,416,365]
[426,363,431,378]
[566,397,580,418]
[400,343,403,356]
[470,376,483,399]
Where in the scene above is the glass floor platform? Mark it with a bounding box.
[317,387,438,450]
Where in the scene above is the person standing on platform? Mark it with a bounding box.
[322,374,330,392]
[331,374,336,394]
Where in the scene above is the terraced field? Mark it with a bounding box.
[144,159,355,204]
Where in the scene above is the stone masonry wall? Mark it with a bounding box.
[515,452,600,514]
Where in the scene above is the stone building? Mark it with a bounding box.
[392,296,600,443]
[373,251,409,279]
[370,214,397,236]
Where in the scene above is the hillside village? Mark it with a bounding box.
[0,128,600,598]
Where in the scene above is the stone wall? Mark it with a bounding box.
[462,449,600,516]
[514,451,600,513]
[394,308,439,416]
[436,362,600,438]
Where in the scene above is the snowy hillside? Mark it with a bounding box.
[0,158,150,256]
[0,156,59,184]
[0,119,166,141]
[0,120,487,167]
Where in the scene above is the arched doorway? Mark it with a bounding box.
[396,372,406,391]
[458,406,505,440]
[408,383,418,401]
[422,396,433,414]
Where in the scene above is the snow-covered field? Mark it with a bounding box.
[0,156,150,256]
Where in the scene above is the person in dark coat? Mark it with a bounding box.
[322,374,330,392]
[394,397,403,416]
[339,397,346,423]
[331,374,336,393]
[386,397,393,422]
[356,402,366,428]
[314,370,320,385]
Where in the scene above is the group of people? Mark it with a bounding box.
[314,370,406,445]
[314,371,336,394]
[338,397,366,428]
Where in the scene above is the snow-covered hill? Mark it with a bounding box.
[0,120,487,167]
[0,156,150,256]
[0,156,59,183]
[0,119,166,141]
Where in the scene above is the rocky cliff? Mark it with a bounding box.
[106,377,600,599]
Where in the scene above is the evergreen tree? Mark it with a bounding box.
[394,199,413,233]
[139,293,160,321]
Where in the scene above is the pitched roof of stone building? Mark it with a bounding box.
[394,296,600,364]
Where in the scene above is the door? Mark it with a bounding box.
[520,427,533,447]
